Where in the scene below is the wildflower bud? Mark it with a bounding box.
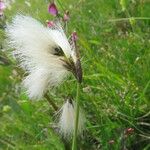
[125,128,134,135]
[48,1,58,16]
[46,20,55,27]
[63,10,69,22]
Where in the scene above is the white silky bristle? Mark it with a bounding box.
[6,15,73,99]
[58,99,85,139]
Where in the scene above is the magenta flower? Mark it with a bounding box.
[48,2,58,16]
[72,32,78,42]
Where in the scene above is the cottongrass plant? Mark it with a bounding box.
[6,15,81,99]
[6,1,84,149]
[58,98,85,139]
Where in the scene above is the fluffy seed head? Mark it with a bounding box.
[58,98,85,138]
[6,15,82,99]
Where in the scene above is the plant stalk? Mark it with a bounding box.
[44,93,58,111]
[72,82,80,150]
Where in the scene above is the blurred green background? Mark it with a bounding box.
[0,0,150,149]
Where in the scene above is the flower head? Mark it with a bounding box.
[6,15,82,99]
[48,1,58,16]
[58,98,85,138]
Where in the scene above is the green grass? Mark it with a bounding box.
[0,0,150,149]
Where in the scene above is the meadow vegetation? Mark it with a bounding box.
[0,0,150,149]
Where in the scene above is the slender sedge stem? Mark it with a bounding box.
[64,21,68,34]
[72,82,80,150]
[44,93,58,111]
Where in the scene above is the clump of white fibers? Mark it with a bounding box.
[6,15,74,99]
[58,98,85,139]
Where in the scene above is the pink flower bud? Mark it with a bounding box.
[46,20,55,28]
[63,10,69,22]
[72,32,78,42]
[48,2,58,16]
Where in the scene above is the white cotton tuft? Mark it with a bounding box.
[58,99,85,139]
[6,15,73,99]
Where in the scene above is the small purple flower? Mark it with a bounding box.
[63,10,69,22]
[72,32,78,42]
[48,1,58,16]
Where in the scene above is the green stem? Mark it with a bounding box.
[72,82,80,150]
